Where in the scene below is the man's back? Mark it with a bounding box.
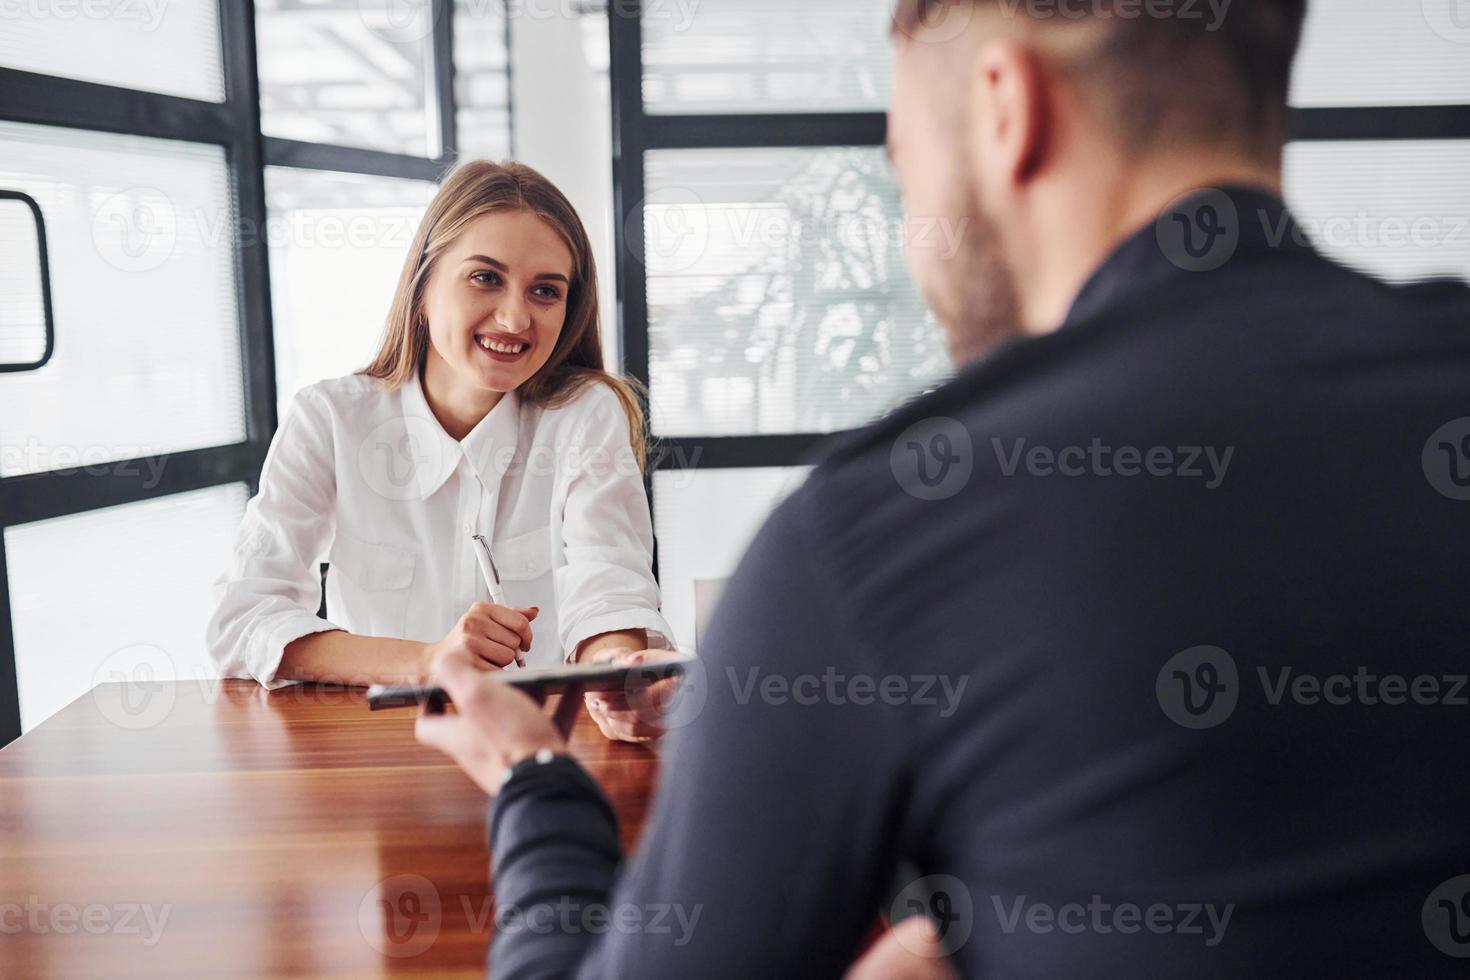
[486,189,1470,979]
[785,187,1470,975]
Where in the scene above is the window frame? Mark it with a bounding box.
[606,1,1470,571]
[0,0,513,746]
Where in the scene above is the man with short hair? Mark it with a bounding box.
[419,2,1470,975]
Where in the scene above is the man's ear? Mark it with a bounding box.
[969,39,1049,187]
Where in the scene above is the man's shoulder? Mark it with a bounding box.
[807,335,1064,497]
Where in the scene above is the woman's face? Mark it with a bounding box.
[421,208,575,397]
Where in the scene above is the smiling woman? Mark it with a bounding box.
[206,161,671,745]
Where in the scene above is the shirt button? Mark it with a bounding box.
[463,521,474,533]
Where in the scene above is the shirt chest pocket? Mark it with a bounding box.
[328,533,417,637]
[493,525,553,582]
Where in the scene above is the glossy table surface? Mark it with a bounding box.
[0,679,661,978]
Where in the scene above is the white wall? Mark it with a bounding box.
[507,8,621,368]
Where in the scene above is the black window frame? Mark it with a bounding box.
[606,1,1470,581]
[0,0,513,747]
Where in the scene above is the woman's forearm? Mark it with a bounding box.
[574,629,648,664]
[279,630,431,686]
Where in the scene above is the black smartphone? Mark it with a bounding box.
[366,656,692,711]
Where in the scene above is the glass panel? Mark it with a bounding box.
[0,121,245,479]
[0,197,48,367]
[1284,141,1470,284]
[644,146,951,437]
[1291,1,1470,107]
[6,483,249,733]
[0,1,224,102]
[264,167,435,414]
[653,466,810,652]
[642,0,893,114]
[255,0,434,156]
[453,0,513,160]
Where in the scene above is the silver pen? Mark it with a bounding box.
[470,533,526,668]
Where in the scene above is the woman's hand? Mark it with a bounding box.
[582,648,683,744]
[424,602,538,674]
[415,647,567,796]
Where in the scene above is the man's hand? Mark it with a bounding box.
[844,918,958,980]
[582,648,683,744]
[415,647,567,795]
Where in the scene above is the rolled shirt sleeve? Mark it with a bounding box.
[553,384,674,660]
[206,388,343,688]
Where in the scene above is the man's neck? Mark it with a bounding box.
[1015,150,1283,333]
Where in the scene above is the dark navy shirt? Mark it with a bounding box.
[487,187,1470,978]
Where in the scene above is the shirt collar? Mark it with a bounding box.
[1061,183,1306,331]
[398,370,521,500]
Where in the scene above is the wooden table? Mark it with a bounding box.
[0,679,661,978]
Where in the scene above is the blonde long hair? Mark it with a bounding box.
[360,160,647,467]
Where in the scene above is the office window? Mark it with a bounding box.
[0,0,515,743]
[615,2,943,625]
[642,0,894,114]
[0,198,48,367]
[0,1,224,101]
[1284,141,1470,284]
[454,0,514,160]
[645,146,948,437]
[1291,1,1470,107]
[265,168,436,412]
[6,483,249,733]
[653,467,810,652]
[255,0,437,156]
[0,121,245,478]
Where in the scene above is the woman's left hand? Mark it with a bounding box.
[582,648,683,744]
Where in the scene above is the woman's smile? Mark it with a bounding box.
[475,330,533,361]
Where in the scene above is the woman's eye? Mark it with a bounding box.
[533,285,563,301]
[470,270,502,286]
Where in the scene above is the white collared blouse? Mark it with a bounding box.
[207,372,672,688]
